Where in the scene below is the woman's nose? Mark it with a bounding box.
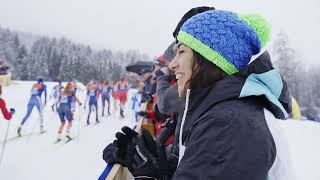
[168,57,178,71]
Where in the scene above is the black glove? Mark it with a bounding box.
[103,126,139,167]
[102,126,171,179]
[137,111,150,118]
[102,142,121,164]
[10,108,15,115]
[128,129,170,179]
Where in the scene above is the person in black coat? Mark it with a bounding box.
[103,9,292,180]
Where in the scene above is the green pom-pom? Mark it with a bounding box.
[240,14,271,48]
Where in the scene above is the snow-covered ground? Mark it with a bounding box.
[0,81,319,180]
[0,81,137,180]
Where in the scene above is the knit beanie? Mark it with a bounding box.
[177,10,271,75]
[173,6,215,38]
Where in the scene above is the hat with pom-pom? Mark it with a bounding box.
[177,10,271,75]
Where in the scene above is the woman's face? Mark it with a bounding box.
[169,43,195,97]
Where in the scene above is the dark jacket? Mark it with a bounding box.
[143,75,156,95]
[172,51,291,180]
[156,75,182,114]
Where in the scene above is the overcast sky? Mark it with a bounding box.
[0,0,319,64]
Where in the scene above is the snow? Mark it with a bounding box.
[0,81,137,180]
[0,81,319,180]
[279,120,320,180]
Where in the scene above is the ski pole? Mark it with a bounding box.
[0,120,11,168]
[77,105,81,143]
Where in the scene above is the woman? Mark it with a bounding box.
[55,86,74,143]
[104,10,292,180]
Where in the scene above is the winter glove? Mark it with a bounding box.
[9,108,15,115]
[103,142,123,165]
[131,129,170,179]
[102,126,171,179]
[103,126,139,167]
[137,111,150,118]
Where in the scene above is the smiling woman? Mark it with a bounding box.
[169,43,227,97]
[102,8,294,180]
[165,10,293,180]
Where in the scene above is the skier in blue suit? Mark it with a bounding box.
[86,80,99,125]
[101,80,112,116]
[18,78,47,136]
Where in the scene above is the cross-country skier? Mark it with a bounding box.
[110,81,118,112]
[101,80,112,116]
[50,80,63,111]
[115,78,128,118]
[18,78,47,136]
[86,80,99,124]
[55,86,75,143]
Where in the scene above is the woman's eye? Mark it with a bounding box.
[178,50,184,54]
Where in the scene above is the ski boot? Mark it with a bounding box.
[40,126,46,134]
[120,109,124,118]
[54,133,62,144]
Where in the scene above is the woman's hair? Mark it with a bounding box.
[184,51,228,93]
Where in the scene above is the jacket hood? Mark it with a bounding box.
[188,51,291,119]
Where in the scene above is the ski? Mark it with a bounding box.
[65,135,74,144]
[0,133,33,144]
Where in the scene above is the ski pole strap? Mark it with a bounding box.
[98,163,113,180]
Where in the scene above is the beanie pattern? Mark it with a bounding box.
[177,10,271,75]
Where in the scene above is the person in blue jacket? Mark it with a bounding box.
[55,86,77,143]
[18,78,47,136]
[101,80,112,116]
[86,80,99,125]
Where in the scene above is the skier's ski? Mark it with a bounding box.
[54,138,62,144]
[1,133,33,144]
[65,135,73,144]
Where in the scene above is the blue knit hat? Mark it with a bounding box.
[177,10,271,75]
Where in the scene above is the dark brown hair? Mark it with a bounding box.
[184,51,227,93]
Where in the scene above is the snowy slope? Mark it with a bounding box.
[0,81,137,180]
[279,120,320,180]
[0,81,319,180]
